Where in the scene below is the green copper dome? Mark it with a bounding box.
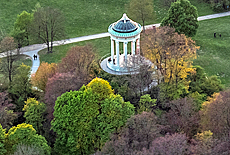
[108,13,142,37]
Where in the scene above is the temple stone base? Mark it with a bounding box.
[100,54,153,75]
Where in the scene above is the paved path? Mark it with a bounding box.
[0,11,230,74]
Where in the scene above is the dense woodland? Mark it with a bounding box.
[0,0,229,154]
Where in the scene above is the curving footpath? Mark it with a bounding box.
[0,11,230,74]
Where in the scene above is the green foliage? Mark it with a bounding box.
[87,77,114,101]
[210,0,230,12]
[52,78,134,155]
[5,123,50,155]
[159,81,188,103]
[188,66,223,98]
[0,124,6,155]
[11,11,33,46]
[161,0,199,37]
[9,63,32,111]
[188,91,206,111]
[137,94,157,114]
[23,98,46,135]
[96,95,135,147]
[52,89,100,155]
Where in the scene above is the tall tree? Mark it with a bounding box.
[23,98,46,135]
[5,123,50,155]
[57,44,95,82]
[0,91,17,129]
[97,112,165,155]
[30,7,65,53]
[188,66,223,98]
[161,0,199,37]
[51,78,134,155]
[128,0,154,32]
[201,90,230,139]
[141,27,197,85]
[0,37,19,83]
[45,72,84,121]
[31,62,57,92]
[11,11,33,46]
[9,63,32,111]
[162,97,200,137]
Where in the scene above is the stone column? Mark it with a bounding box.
[136,38,140,55]
[132,40,136,55]
[116,41,119,67]
[124,42,128,60]
[111,39,114,61]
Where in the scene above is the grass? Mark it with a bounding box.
[0,0,216,38]
[192,16,230,88]
[39,15,230,88]
[39,37,111,64]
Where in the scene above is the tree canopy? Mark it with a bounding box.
[5,123,50,155]
[23,98,46,135]
[161,0,198,37]
[30,7,65,53]
[51,78,134,154]
[11,11,33,46]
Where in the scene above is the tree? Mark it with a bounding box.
[11,11,33,46]
[23,98,46,135]
[162,97,200,137]
[142,27,197,85]
[57,44,95,82]
[5,123,50,155]
[0,92,17,129]
[148,133,190,155]
[9,63,32,111]
[0,124,7,155]
[137,94,156,114]
[95,95,135,148]
[127,63,155,97]
[45,72,84,122]
[97,112,165,155]
[51,78,134,154]
[87,77,113,101]
[128,0,154,32]
[161,0,199,37]
[188,66,223,98]
[31,62,57,92]
[30,7,65,53]
[0,37,19,83]
[201,90,230,139]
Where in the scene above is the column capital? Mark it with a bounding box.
[115,40,119,44]
[132,40,136,43]
[124,41,128,44]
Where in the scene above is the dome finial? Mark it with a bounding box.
[123,13,127,23]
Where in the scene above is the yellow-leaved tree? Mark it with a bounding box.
[86,77,114,101]
[142,26,198,86]
[31,62,57,91]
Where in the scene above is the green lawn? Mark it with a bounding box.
[192,16,230,88]
[39,15,230,88]
[1,0,215,38]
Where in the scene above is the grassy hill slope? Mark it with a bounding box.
[0,0,214,38]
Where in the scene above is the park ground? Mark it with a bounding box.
[0,0,230,87]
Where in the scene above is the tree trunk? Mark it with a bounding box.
[142,20,145,33]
